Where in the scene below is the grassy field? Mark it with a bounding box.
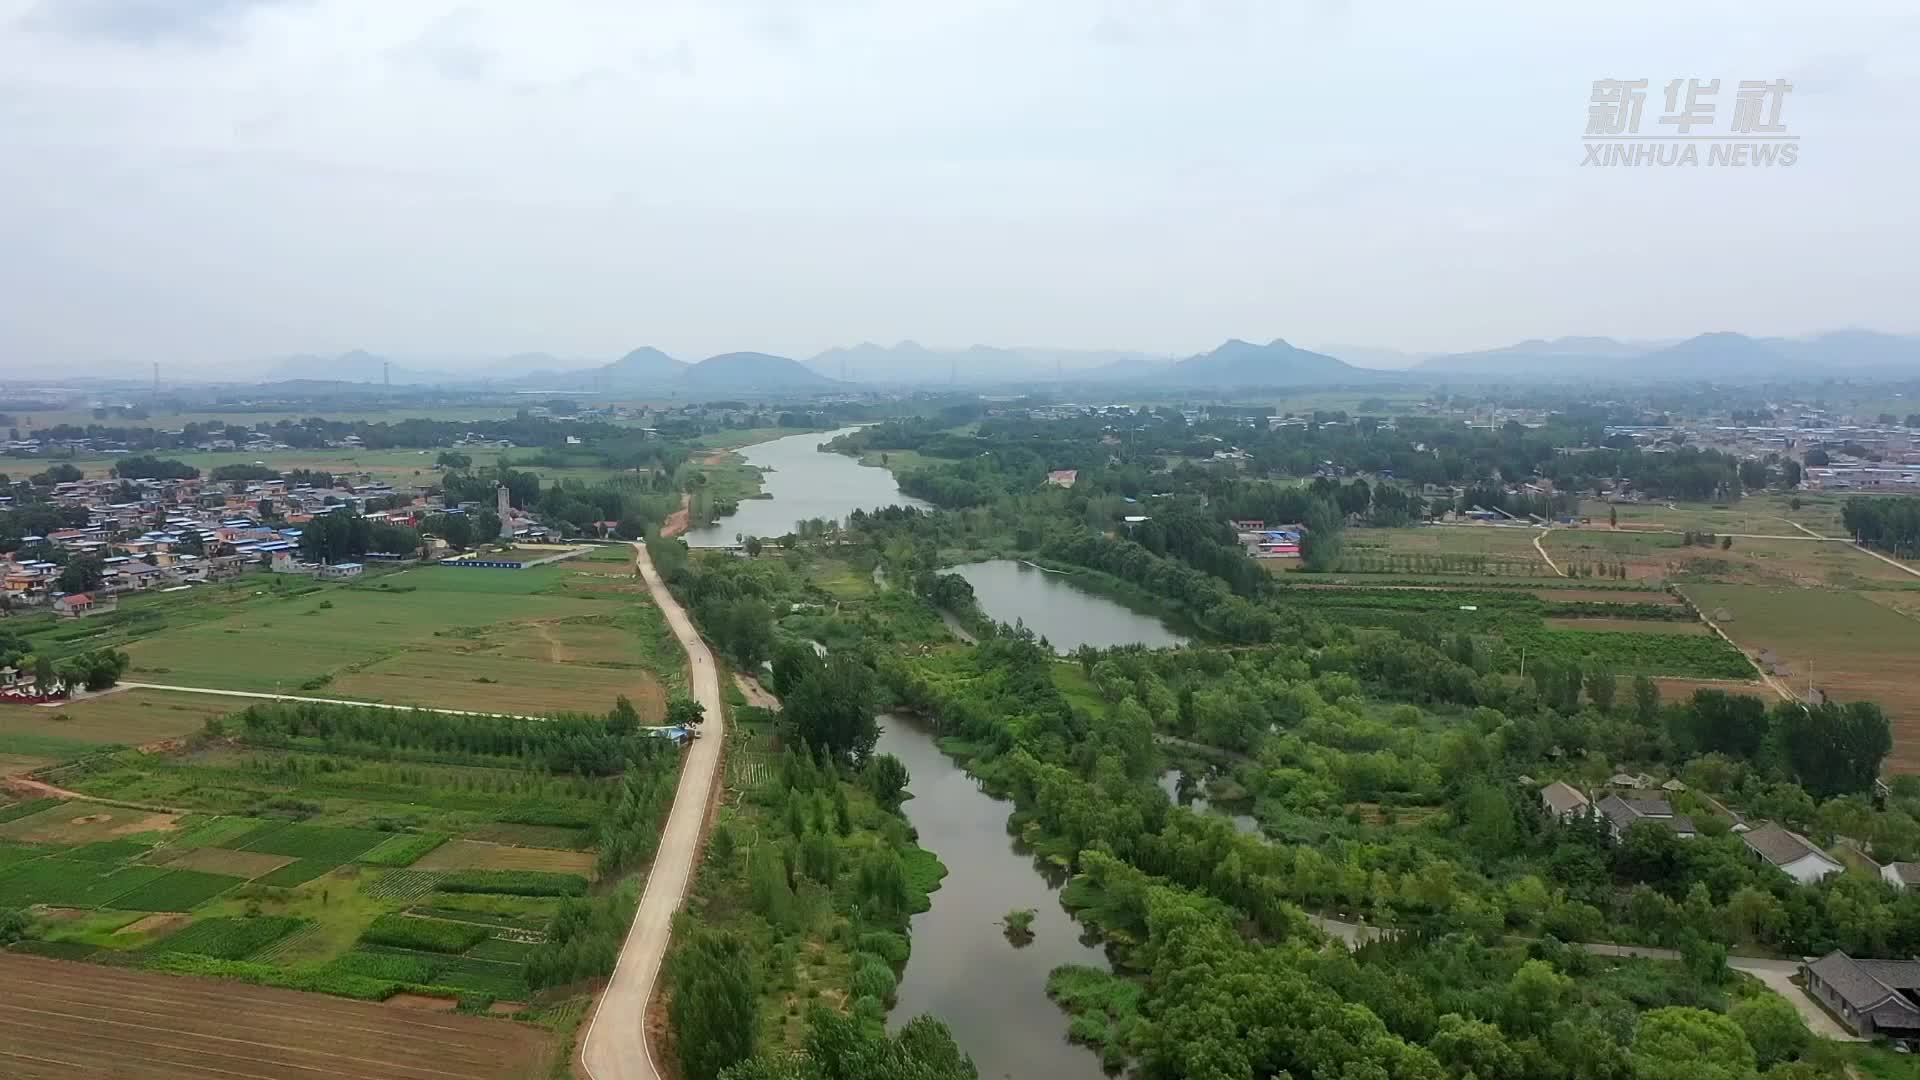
[688,425,824,450]
[1539,530,1918,588]
[1581,493,1849,537]
[1682,584,1920,771]
[1332,525,1555,577]
[852,447,944,475]
[0,691,239,756]
[106,559,680,716]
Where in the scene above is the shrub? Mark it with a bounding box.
[857,930,910,967]
[849,954,897,1004]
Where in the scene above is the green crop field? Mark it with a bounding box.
[150,915,310,960]
[110,868,247,911]
[0,692,681,1009]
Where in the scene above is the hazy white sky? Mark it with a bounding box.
[1,0,1916,376]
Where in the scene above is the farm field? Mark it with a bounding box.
[1268,578,1742,678]
[1682,585,1920,771]
[1866,591,1920,621]
[0,695,681,1012]
[0,953,556,1080]
[1543,617,1709,634]
[1544,530,1917,588]
[1534,588,1682,604]
[113,559,680,716]
[412,839,595,875]
[1580,493,1849,537]
[1335,525,1555,576]
[0,690,238,755]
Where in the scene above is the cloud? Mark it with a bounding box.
[20,0,293,44]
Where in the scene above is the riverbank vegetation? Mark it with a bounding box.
[648,408,1920,1080]
[664,724,951,1075]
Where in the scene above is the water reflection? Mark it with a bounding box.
[1156,768,1262,836]
[947,560,1186,653]
[877,714,1112,1080]
[682,428,927,546]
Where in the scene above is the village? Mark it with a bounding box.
[0,467,558,614]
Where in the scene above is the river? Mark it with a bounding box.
[682,428,926,547]
[947,559,1186,653]
[878,715,1112,1080]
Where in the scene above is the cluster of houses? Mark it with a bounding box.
[1538,773,1920,1042]
[1230,519,1303,559]
[1538,775,1848,884]
[2,472,551,611]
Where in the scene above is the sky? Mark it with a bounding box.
[1,0,1916,378]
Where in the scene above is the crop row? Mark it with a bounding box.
[149,915,309,960]
[1494,625,1753,679]
[360,913,490,954]
[435,869,588,897]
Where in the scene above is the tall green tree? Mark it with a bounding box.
[1629,1007,1756,1080]
[56,555,104,593]
[1773,699,1892,798]
[719,1008,975,1080]
[667,930,759,1080]
[1300,498,1345,572]
[782,653,878,764]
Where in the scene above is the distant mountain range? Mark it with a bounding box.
[804,341,1168,384]
[1148,338,1367,388]
[253,329,1920,393]
[1417,331,1920,378]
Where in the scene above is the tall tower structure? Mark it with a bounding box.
[495,482,513,540]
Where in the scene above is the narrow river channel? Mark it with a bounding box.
[877,713,1112,1080]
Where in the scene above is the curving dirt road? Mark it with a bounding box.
[579,541,726,1080]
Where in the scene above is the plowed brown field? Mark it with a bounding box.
[0,954,553,1080]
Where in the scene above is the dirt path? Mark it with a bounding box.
[577,541,726,1080]
[1532,529,1565,578]
[533,622,568,664]
[0,775,172,812]
[115,682,555,721]
[659,495,691,540]
[733,673,780,710]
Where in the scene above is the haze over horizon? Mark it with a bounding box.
[1,1,1916,378]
